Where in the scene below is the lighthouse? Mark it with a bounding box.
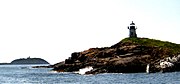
[128,21,137,38]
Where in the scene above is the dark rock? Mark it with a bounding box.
[32,65,53,68]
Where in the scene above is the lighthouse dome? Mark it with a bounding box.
[130,21,135,25]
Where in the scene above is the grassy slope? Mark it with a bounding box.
[121,38,180,55]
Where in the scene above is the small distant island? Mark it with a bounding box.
[0,57,49,65]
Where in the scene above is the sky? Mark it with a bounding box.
[0,0,180,64]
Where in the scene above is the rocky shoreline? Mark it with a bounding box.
[38,38,180,74]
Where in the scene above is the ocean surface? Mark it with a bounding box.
[0,65,180,84]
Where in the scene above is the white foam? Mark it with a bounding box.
[146,64,150,73]
[75,66,93,75]
[49,70,59,73]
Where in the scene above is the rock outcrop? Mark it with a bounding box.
[52,38,180,74]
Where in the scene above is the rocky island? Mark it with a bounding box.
[41,21,180,74]
[11,57,49,65]
[52,37,180,74]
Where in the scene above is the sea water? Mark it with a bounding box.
[0,65,180,84]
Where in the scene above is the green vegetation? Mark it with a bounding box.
[121,37,180,55]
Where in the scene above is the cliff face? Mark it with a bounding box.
[11,58,49,64]
[53,38,180,74]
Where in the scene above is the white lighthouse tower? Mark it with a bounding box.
[128,21,137,38]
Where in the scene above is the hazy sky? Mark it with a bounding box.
[0,0,180,64]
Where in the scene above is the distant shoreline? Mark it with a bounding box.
[0,63,11,65]
[0,63,50,65]
[0,57,49,65]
